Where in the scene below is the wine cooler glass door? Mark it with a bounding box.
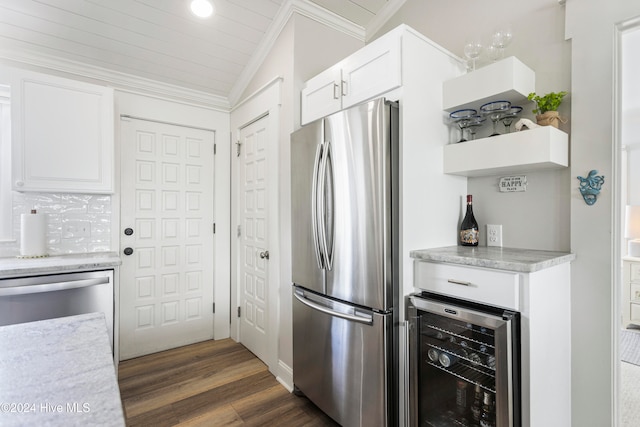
[407,294,519,427]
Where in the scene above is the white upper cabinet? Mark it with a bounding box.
[300,27,402,125]
[12,70,114,193]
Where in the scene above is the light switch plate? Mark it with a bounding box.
[487,224,502,247]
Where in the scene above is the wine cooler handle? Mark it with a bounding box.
[447,279,472,286]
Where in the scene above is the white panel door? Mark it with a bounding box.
[120,117,215,360]
[238,116,269,362]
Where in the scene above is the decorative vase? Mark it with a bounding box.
[536,111,560,128]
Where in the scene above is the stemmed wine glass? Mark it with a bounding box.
[480,101,511,136]
[463,38,483,72]
[449,109,477,142]
[500,106,523,133]
[491,26,513,60]
[467,115,486,140]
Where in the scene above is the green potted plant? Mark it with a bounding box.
[526,91,568,128]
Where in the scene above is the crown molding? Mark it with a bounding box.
[228,0,365,106]
[365,0,407,41]
[0,48,231,111]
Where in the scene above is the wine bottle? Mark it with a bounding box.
[460,194,479,246]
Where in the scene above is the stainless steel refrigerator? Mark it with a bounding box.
[291,97,399,427]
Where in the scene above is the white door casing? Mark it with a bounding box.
[120,117,215,360]
[238,116,269,363]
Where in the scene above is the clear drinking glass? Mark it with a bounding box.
[480,101,511,136]
[467,115,486,140]
[450,109,477,142]
[491,26,513,60]
[500,106,523,133]
[463,38,483,71]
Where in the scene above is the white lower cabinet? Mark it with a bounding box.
[11,69,114,193]
[413,258,572,427]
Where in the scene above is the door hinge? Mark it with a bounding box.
[214,143,217,155]
[212,302,215,313]
[213,222,216,234]
[237,306,241,318]
[237,225,241,237]
[236,140,241,157]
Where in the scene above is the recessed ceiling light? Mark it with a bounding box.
[190,0,214,18]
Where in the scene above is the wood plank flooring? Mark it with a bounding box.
[118,338,339,426]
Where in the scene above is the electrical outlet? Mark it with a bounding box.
[487,224,502,247]
[63,221,91,238]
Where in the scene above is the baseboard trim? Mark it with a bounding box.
[276,359,294,392]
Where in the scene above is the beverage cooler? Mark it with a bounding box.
[407,292,520,427]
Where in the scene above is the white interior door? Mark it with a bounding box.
[238,115,270,362]
[120,117,215,360]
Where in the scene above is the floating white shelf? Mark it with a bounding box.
[443,126,569,177]
[443,56,535,112]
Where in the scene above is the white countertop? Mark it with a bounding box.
[0,313,125,426]
[410,246,576,273]
[0,252,121,278]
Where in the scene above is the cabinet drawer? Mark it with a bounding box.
[631,263,640,281]
[413,261,520,311]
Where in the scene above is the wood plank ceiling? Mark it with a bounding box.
[0,0,400,107]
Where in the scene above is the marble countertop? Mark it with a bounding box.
[0,252,121,279]
[0,313,125,426]
[410,246,576,273]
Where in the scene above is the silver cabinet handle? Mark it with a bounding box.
[447,279,472,286]
[333,82,340,99]
[259,250,270,259]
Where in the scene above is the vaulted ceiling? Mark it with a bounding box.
[0,0,405,108]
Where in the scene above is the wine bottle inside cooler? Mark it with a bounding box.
[460,194,479,246]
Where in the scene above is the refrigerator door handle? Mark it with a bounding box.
[318,141,328,270]
[294,291,373,325]
[311,143,324,269]
[319,141,334,270]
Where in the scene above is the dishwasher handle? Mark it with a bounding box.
[0,276,110,297]
[294,290,373,325]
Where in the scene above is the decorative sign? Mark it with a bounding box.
[499,176,527,192]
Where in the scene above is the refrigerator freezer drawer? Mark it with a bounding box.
[414,260,520,311]
[292,287,392,427]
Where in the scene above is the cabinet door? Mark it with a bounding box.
[12,71,113,193]
[300,67,342,125]
[341,33,401,109]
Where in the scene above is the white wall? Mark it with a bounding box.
[622,28,640,206]
[566,1,640,425]
[372,0,572,252]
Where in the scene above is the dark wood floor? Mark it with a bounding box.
[117,338,339,426]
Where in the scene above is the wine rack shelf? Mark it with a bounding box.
[443,126,569,177]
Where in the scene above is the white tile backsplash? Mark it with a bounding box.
[0,192,112,257]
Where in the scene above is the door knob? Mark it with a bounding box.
[123,247,134,256]
[259,250,270,260]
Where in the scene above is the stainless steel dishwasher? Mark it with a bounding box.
[0,270,114,349]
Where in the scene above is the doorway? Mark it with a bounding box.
[230,78,282,378]
[617,17,640,426]
[119,116,216,360]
